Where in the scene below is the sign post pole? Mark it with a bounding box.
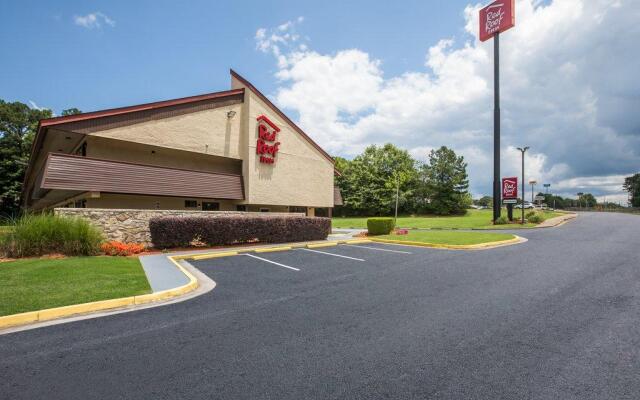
[493,32,501,222]
[521,150,526,223]
[480,0,515,223]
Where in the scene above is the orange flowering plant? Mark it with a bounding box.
[100,241,145,256]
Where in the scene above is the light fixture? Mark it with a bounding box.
[227,110,236,119]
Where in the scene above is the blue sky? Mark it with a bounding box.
[2,1,638,202]
[1,0,474,114]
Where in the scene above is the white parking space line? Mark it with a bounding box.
[343,244,412,254]
[299,248,365,262]
[243,254,300,271]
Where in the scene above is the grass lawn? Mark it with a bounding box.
[333,209,562,229]
[375,230,515,245]
[0,256,151,316]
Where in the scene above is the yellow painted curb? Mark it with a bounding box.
[254,246,293,253]
[0,311,39,328]
[339,239,372,244]
[0,255,200,330]
[369,236,522,250]
[191,251,239,260]
[307,242,338,249]
[38,297,136,322]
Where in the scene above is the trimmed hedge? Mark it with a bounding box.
[149,215,331,248]
[527,213,545,224]
[367,217,395,235]
[494,215,509,225]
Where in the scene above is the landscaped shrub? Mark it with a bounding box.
[101,241,145,256]
[0,214,104,258]
[149,215,331,249]
[367,217,395,235]
[494,216,509,225]
[527,213,545,224]
[525,210,537,219]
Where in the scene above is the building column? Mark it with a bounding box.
[307,207,315,217]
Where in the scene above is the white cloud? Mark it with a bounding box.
[255,1,640,200]
[28,100,45,111]
[74,12,115,29]
[255,17,305,68]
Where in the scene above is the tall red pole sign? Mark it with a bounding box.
[479,0,515,42]
[256,115,281,164]
[479,0,515,223]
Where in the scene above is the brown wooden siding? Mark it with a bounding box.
[41,153,244,200]
[334,186,343,206]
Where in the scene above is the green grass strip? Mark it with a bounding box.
[376,230,515,245]
[0,256,151,316]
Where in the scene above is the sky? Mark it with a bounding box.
[1,0,638,203]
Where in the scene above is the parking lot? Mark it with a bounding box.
[2,213,640,399]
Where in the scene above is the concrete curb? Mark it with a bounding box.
[368,235,526,250]
[0,255,199,330]
[535,213,577,228]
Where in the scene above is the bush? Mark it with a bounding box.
[527,213,545,224]
[0,214,104,258]
[101,241,145,256]
[494,216,509,225]
[149,215,331,249]
[525,210,537,219]
[367,218,395,235]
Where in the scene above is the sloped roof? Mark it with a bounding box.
[230,69,335,164]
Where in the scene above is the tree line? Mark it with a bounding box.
[623,173,640,207]
[335,144,471,216]
[0,100,80,218]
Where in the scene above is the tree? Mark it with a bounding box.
[338,144,418,216]
[61,108,82,116]
[475,196,492,207]
[0,100,52,217]
[623,173,640,207]
[418,146,470,215]
[581,193,597,208]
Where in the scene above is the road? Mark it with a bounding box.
[1,212,639,399]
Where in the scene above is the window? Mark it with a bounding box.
[202,202,220,211]
[184,200,198,208]
[236,205,247,212]
[260,208,270,213]
[74,199,86,208]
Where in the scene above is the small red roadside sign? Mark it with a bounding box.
[479,0,515,42]
[502,177,518,200]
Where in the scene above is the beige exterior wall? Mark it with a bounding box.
[31,74,335,212]
[88,103,244,159]
[85,136,242,175]
[232,76,335,208]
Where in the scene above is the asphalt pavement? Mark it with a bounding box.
[1,212,639,399]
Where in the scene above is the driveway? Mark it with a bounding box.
[1,212,639,399]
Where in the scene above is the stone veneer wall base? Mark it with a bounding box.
[55,208,304,246]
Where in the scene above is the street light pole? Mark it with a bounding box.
[516,147,529,224]
[394,175,399,226]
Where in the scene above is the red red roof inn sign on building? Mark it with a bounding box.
[256,115,281,164]
[480,0,515,223]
